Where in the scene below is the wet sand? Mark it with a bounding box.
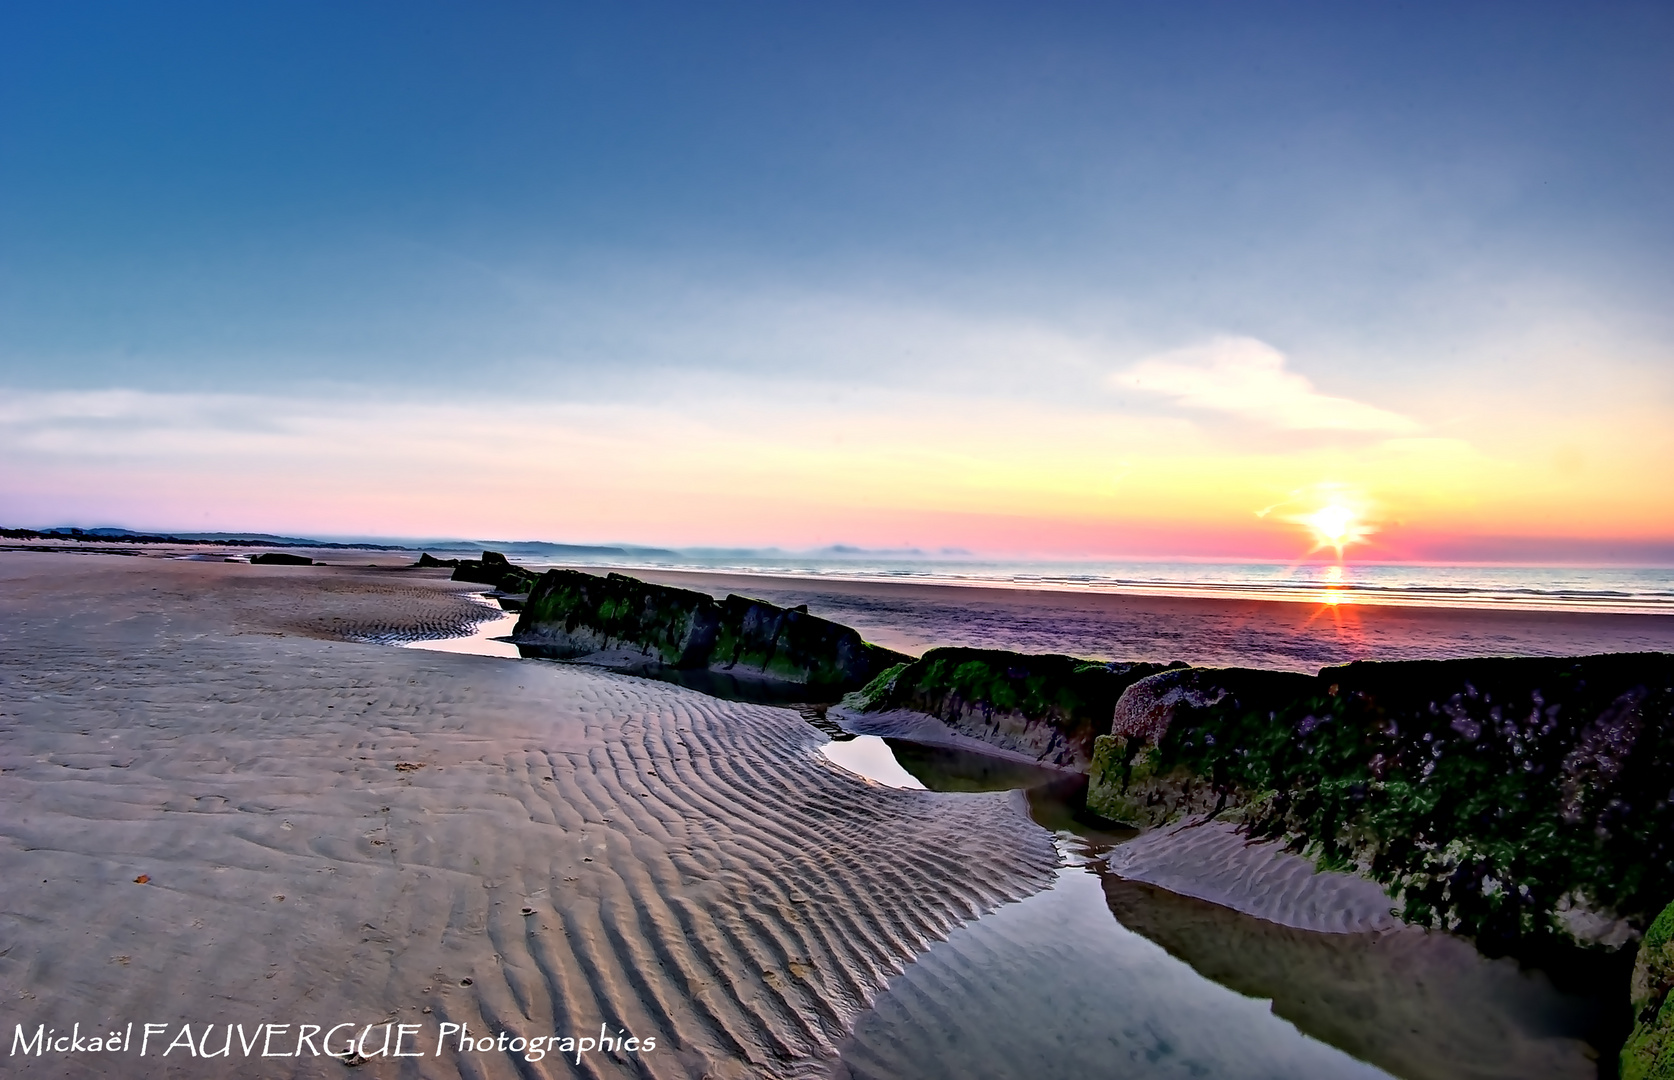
[612,567,1674,671]
[1095,874,1612,1080]
[834,787,1614,1080]
[834,840,1395,1080]
[1105,817,1405,934]
[0,553,1055,1078]
[836,833,1607,1080]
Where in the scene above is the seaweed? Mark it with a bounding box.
[857,648,1180,725]
[1103,654,1674,948]
[1625,899,1674,1079]
[513,569,908,689]
[849,647,1184,769]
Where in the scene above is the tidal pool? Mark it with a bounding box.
[402,594,522,658]
[835,835,1395,1080]
[830,739,1615,1080]
[819,734,928,789]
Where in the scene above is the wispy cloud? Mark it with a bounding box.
[1110,337,1422,434]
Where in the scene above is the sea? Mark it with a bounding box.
[434,544,1674,616]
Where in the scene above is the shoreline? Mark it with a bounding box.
[553,563,1674,616]
[26,539,1674,668]
[585,563,1674,671]
[9,538,1674,616]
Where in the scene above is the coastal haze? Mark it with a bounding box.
[4,3,1674,1080]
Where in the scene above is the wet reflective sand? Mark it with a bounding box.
[835,838,1394,1080]
[833,744,1619,1080]
[1097,875,1615,1080]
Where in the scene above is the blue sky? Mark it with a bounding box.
[2,2,1671,557]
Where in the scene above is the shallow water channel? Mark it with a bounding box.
[820,737,1615,1080]
[401,596,522,658]
[406,597,1618,1080]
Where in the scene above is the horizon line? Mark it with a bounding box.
[10,524,1674,572]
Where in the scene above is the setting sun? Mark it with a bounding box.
[1304,503,1369,558]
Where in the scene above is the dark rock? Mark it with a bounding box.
[846,647,1185,771]
[513,569,908,690]
[250,552,313,565]
[1110,666,1314,742]
[451,551,540,594]
[414,552,460,569]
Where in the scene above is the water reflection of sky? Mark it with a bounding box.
[819,735,927,790]
[823,739,1608,1080]
[401,598,521,658]
[837,838,1396,1080]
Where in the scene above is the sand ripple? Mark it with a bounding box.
[1105,818,1403,934]
[0,555,1057,1078]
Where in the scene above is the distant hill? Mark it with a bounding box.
[45,528,345,545]
[8,527,403,550]
[458,540,681,559]
[3,527,679,558]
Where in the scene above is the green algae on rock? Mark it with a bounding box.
[1088,653,1674,951]
[1626,899,1674,1079]
[844,647,1184,770]
[1087,666,1316,825]
[513,568,909,690]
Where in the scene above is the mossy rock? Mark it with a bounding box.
[1085,734,1129,820]
[878,648,1180,724]
[513,569,908,689]
[1086,733,1234,827]
[1623,1001,1674,1080]
[842,662,910,711]
[850,648,1185,771]
[1116,653,1674,948]
[1626,900,1674,1079]
[517,569,717,666]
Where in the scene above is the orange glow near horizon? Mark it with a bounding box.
[1,386,1671,564]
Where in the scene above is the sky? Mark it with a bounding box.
[2,1,1671,562]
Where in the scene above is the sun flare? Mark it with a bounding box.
[1302,502,1370,558]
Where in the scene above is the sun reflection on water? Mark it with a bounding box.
[1321,563,1345,606]
[1303,563,1368,653]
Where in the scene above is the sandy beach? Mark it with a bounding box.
[2,547,1662,1078]
[0,552,1055,1078]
